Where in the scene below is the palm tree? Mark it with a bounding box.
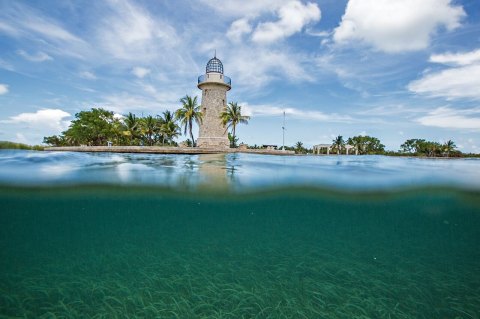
[162,118,181,145]
[347,136,365,155]
[332,135,345,155]
[140,115,157,146]
[158,110,179,145]
[111,118,126,145]
[220,102,250,148]
[444,140,456,157]
[175,95,202,147]
[162,110,175,124]
[295,141,304,154]
[124,112,139,145]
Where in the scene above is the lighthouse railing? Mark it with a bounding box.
[223,76,231,86]
[198,75,231,86]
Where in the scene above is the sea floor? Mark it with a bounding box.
[1,187,479,318]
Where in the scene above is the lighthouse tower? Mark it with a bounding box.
[196,55,231,148]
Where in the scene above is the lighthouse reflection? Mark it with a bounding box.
[198,153,236,190]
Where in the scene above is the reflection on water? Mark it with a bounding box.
[0,150,480,191]
[198,154,229,190]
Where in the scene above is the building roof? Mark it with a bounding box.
[206,56,223,74]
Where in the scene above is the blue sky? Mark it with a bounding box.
[0,0,479,152]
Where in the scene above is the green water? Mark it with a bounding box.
[1,187,479,318]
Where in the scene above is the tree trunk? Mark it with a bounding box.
[189,121,195,147]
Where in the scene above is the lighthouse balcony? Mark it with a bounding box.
[198,74,231,87]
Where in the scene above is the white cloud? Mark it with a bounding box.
[227,18,252,43]
[0,84,8,95]
[409,48,480,100]
[333,0,465,53]
[0,21,19,35]
[0,3,88,59]
[15,133,28,144]
[409,64,480,99]
[198,0,290,18]
[0,58,14,71]
[306,29,330,37]
[100,91,178,114]
[430,49,480,66]
[132,67,151,78]
[242,103,352,122]
[0,5,83,43]
[6,109,71,131]
[228,48,313,88]
[16,50,53,62]
[113,113,125,120]
[252,1,321,44]
[98,0,178,61]
[79,71,97,80]
[417,107,480,130]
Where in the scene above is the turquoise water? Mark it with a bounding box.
[1,150,480,318]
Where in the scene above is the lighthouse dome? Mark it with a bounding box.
[206,56,223,74]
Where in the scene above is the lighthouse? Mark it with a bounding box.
[196,55,231,148]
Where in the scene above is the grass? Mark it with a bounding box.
[1,228,479,318]
[0,141,44,151]
[1,190,479,318]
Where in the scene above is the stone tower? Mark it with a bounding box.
[196,56,231,148]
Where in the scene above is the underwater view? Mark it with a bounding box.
[1,150,480,318]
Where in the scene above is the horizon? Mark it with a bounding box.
[0,0,479,152]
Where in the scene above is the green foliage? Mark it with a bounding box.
[43,135,67,147]
[347,135,385,155]
[59,108,122,146]
[0,141,44,150]
[443,140,457,157]
[332,135,345,155]
[176,95,202,147]
[221,102,250,148]
[139,115,157,146]
[43,107,184,147]
[124,112,140,145]
[400,138,460,157]
[294,141,306,154]
[228,132,239,147]
[161,113,181,146]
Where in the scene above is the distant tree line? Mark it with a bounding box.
[398,139,460,157]
[43,108,182,147]
[246,135,385,154]
[248,135,463,158]
[43,96,249,148]
[0,141,44,151]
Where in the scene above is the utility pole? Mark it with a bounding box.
[282,111,285,151]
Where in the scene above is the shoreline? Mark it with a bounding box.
[44,146,296,156]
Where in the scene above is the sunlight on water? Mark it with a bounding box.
[1,150,480,191]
